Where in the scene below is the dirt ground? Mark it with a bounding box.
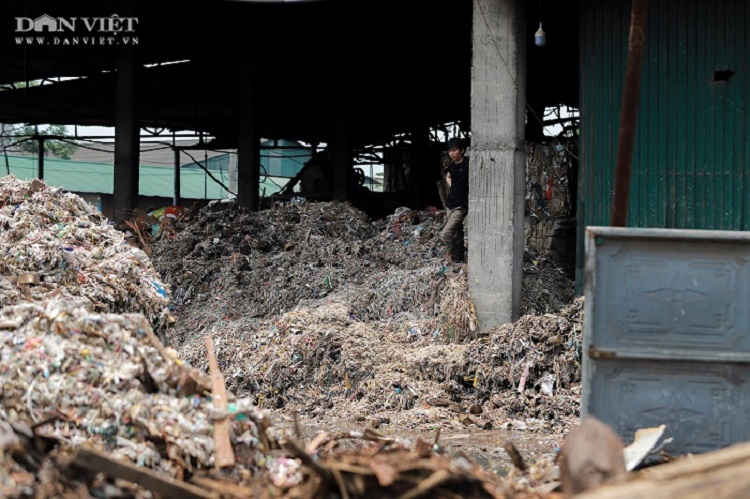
[277,415,567,476]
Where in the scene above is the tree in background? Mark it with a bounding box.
[1,80,79,160]
[10,124,79,160]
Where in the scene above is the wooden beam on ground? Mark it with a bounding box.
[190,475,257,497]
[576,441,750,499]
[72,447,217,499]
[205,336,236,468]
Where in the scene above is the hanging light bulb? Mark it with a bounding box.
[535,22,546,46]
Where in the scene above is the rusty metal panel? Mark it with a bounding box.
[582,226,750,454]
[577,0,750,285]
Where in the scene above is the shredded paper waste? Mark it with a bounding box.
[0,176,169,324]
[0,175,579,498]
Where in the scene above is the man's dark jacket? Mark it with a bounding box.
[446,157,469,209]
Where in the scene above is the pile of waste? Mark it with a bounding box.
[0,177,260,495]
[154,201,572,345]
[0,176,169,325]
[152,200,581,434]
[5,168,733,497]
[4,175,698,499]
[153,201,478,345]
[0,298,259,471]
[521,249,575,315]
[0,175,581,497]
[171,295,583,435]
[2,295,540,498]
[461,297,584,429]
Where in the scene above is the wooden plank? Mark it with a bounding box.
[141,320,172,362]
[72,447,217,499]
[205,336,236,468]
[398,469,451,499]
[577,441,750,499]
[503,441,527,471]
[190,475,257,498]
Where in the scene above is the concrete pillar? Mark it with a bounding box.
[237,59,260,211]
[332,56,351,201]
[37,138,44,179]
[332,95,351,202]
[330,24,353,202]
[113,47,139,221]
[173,147,181,206]
[409,122,430,210]
[470,0,527,327]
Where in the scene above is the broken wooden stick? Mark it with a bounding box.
[139,318,211,397]
[331,467,351,499]
[293,410,302,441]
[140,319,172,362]
[304,430,395,451]
[399,469,452,499]
[503,441,527,472]
[72,447,217,499]
[189,475,256,498]
[124,220,149,249]
[205,336,236,469]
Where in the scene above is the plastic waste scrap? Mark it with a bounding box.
[152,199,581,434]
[0,295,278,496]
[0,177,579,498]
[0,175,169,325]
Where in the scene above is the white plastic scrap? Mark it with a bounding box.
[268,457,303,488]
[624,424,670,471]
[0,175,169,323]
[0,295,271,476]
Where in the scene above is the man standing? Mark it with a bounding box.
[441,138,469,263]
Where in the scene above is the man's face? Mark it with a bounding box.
[448,146,464,163]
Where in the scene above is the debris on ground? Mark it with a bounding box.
[524,140,577,272]
[522,249,575,315]
[152,200,581,435]
[0,254,559,497]
[0,176,579,497]
[0,176,169,325]
[7,174,737,499]
[115,204,198,255]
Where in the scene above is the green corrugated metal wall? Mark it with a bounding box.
[577,0,749,283]
[3,155,285,199]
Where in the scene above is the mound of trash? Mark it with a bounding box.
[0,176,577,498]
[0,176,169,324]
[153,201,478,345]
[0,177,273,496]
[153,200,581,433]
[5,296,523,499]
